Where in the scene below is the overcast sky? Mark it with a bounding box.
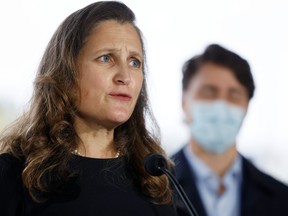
[0,0,287,183]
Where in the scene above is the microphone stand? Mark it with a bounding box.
[160,168,199,216]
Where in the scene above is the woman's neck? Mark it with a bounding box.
[73,117,118,158]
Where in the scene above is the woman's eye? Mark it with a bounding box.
[129,59,141,68]
[98,55,110,62]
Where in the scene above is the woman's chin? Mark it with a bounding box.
[109,115,131,127]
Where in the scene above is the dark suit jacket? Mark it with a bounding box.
[172,148,288,216]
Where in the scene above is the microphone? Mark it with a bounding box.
[144,153,199,216]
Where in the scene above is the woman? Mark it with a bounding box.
[0,2,177,215]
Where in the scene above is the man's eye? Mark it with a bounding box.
[230,91,245,101]
[98,55,110,62]
[129,59,141,68]
[200,88,215,97]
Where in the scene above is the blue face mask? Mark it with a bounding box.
[189,100,246,154]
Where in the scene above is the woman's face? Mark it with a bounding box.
[76,20,144,129]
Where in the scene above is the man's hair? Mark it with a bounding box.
[182,44,255,99]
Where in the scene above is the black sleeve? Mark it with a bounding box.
[0,153,24,216]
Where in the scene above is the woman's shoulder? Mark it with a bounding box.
[0,153,25,215]
[0,152,24,190]
[0,153,23,180]
[0,152,22,164]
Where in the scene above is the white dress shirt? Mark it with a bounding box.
[183,145,242,216]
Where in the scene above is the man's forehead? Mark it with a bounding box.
[188,66,242,88]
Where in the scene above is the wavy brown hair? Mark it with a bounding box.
[0,1,173,204]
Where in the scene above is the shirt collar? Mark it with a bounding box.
[183,144,242,182]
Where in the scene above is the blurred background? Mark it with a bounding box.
[0,0,287,184]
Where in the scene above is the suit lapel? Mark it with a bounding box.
[240,156,273,216]
[173,149,207,216]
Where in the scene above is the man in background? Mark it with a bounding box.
[172,44,288,216]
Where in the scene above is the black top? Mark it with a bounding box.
[0,153,177,216]
[172,148,288,216]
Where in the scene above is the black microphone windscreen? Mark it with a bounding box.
[144,153,168,176]
[144,153,199,216]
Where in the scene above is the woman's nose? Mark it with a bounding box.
[114,64,131,85]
